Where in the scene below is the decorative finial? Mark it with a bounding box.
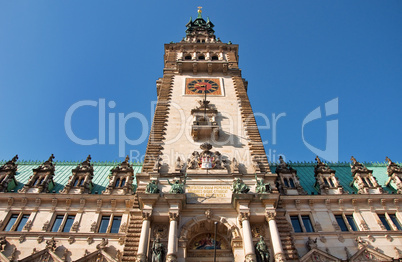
[197,6,202,18]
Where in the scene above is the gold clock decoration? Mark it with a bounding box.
[185,78,222,95]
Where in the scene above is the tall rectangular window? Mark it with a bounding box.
[378,214,392,230]
[63,215,75,232]
[345,215,358,231]
[290,216,302,233]
[4,214,19,231]
[51,214,76,232]
[99,216,110,233]
[98,215,122,233]
[378,214,391,230]
[51,215,64,232]
[3,214,30,232]
[389,214,402,230]
[98,215,121,234]
[110,216,122,234]
[335,215,348,232]
[301,215,314,232]
[15,214,29,231]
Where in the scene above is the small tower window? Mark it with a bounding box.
[289,178,295,188]
[212,56,218,61]
[197,39,200,43]
[284,179,289,187]
[80,178,85,186]
[198,56,205,60]
[33,177,39,186]
[185,55,191,60]
[329,178,335,187]
[73,178,79,187]
[115,178,121,188]
[121,178,126,187]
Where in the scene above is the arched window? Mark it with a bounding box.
[198,55,205,60]
[211,56,218,61]
[366,178,374,187]
[39,178,44,185]
[115,178,121,188]
[284,178,289,187]
[185,55,191,60]
[289,178,295,188]
[329,178,335,187]
[33,177,39,186]
[121,178,126,187]
[73,178,79,187]
[324,178,329,186]
[80,178,85,186]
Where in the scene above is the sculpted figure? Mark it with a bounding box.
[146,180,160,194]
[255,236,270,262]
[152,236,165,262]
[232,178,249,194]
[255,174,271,194]
[167,174,187,194]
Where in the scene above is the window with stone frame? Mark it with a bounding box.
[51,214,76,233]
[3,213,30,232]
[98,214,122,234]
[290,214,314,233]
[114,177,127,188]
[377,213,402,231]
[335,214,358,232]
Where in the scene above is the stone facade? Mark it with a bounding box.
[0,8,401,262]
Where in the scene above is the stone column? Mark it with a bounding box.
[266,212,286,262]
[239,212,256,262]
[137,212,151,262]
[167,212,179,262]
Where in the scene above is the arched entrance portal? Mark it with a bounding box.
[179,216,241,262]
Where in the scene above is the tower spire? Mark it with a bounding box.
[197,6,202,18]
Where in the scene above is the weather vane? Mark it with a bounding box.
[198,6,202,14]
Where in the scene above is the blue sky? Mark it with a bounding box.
[0,1,401,164]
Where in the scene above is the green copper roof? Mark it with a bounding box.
[270,162,397,195]
[0,161,142,194]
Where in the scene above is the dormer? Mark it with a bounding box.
[19,154,56,193]
[385,156,402,194]
[313,156,343,195]
[350,156,382,194]
[61,155,94,194]
[275,156,306,195]
[103,156,134,195]
[191,100,219,141]
[0,155,19,192]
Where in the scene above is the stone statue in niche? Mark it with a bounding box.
[232,178,249,194]
[151,236,165,262]
[255,174,271,194]
[167,174,187,194]
[146,180,160,194]
[255,236,270,262]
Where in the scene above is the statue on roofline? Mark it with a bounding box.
[167,174,187,194]
[146,180,160,194]
[255,174,271,194]
[232,178,249,194]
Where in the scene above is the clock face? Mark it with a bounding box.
[185,78,222,95]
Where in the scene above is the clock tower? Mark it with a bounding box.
[131,8,286,262]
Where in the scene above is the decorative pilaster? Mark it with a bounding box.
[265,212,286,262]
[167,212,179,262]
[136,211,152,262]
[238,212,256,262]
